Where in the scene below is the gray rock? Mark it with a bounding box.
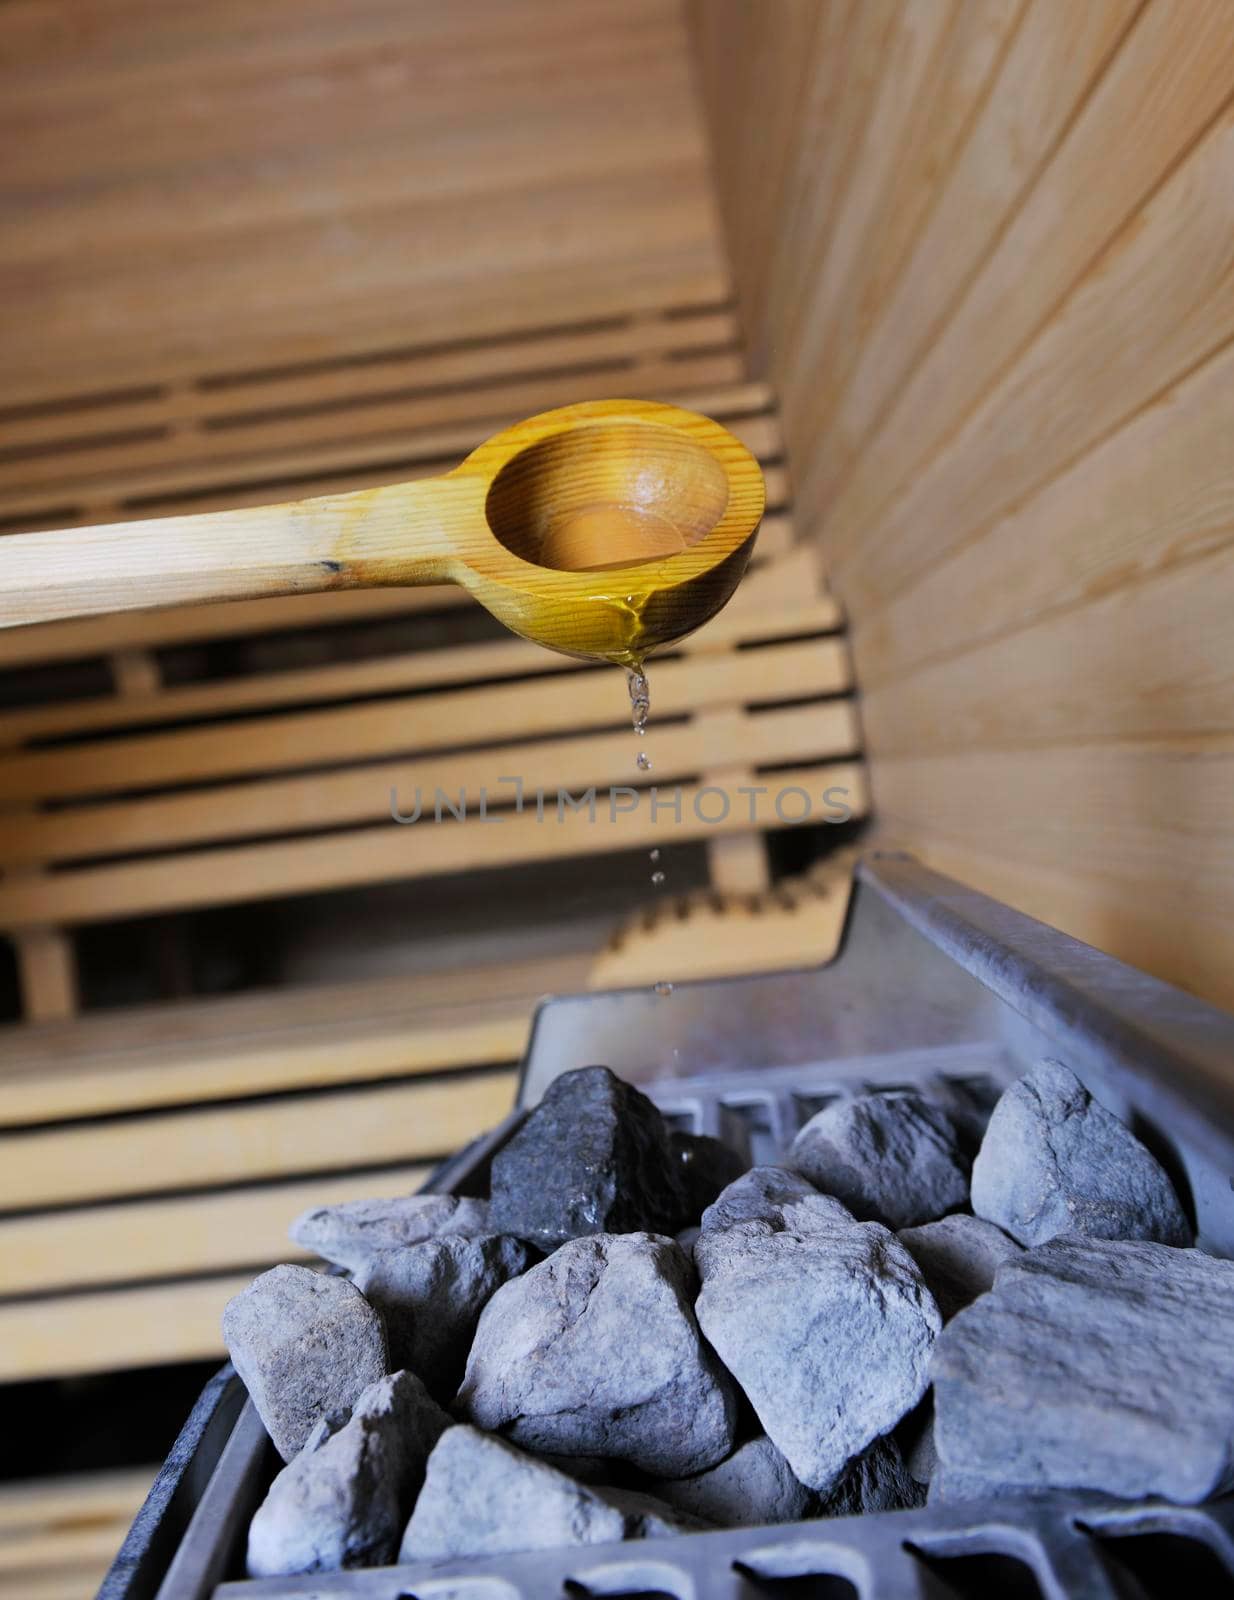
[699,1166,830,1234]
[533,1451,614,1485]
[671,1131,747,1222]
[970,1060,1191,1247]
[897,1214,1022,1318]
[457,1232,736,1477]
[695,1204,941,1490]
[399,1427,702,1562]
[290,1195,490,1273]
[788,1091,970,1229]
[596,1484,710,1537]
[896,1399,937,1487]
[223,1265,387,1461]
[816,1433,925,1517]
[246,1371,449,1575]
[652,1435,814,1528]
[487,1066,686,1248]
[932,1235,1234,1502]
[354,1234,533,1397]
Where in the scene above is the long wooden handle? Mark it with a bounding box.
[0,480,478,630]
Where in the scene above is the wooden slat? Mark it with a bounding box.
[832,97,1234,618]
[854,336,1234,690]
[826,5,1234,605]
[0,1164,429,1295]
[0,634,849,803]
[0,1069,517,1211]
[0,1468,151,1534]
[0,309,740,454]
[779,0,957,429]
[1,700,859,866]
[861,539,1234,755]
[0,379,777,531]
[872,741,1234,1018]
[783,0,1026,477]
[796,0,1142,530]
[1,0,727,407]
[0,759,867,926]
[0,520,811,746]
[0,352,748,497]
[0,1271,252,1381]
[0,955,570,1126]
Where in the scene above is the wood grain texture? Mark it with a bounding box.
[0,0,726,407]
[692,0,1234,1016]
[0,1069,516,1211]
[0,400,766,668]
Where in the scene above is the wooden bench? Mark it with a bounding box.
[0,364,865,1382]
[0,1467,153,1600]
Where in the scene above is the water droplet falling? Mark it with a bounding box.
[636,751,652,771]
[654,981,674,996]
[626,666,650,738]
[651,870,666,887]
[649,848,660,862]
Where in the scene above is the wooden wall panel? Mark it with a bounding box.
[0,0,727,406]
[691,0,1234,1015]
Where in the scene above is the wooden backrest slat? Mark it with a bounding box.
[0,351,748,498]
[2,700,860,867]
[0,634,848,803]
[0,379,775,528]
[1,307,740,454]
[0,759,867,927]
[0,1069,516,1213]
[0,522,808,746]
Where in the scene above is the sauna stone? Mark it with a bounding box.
[651,1434,814,1528]
[695,1181,941,1490]
[223,1265,387,1461]
[399,1426,701,1562]
[932,1235,1234,1503]
[289,1194,491,1274]
[699,1164,829,1233]
[970,1059,1191,1247]
[354,1233,534,1398]
[457,1232,736,1477]
[487,1065,687,1247]
[246,1370,449,1576]
[788,1091,970,1229]
[815,1433,925,1518]
[897,1214,1022,1319]
[671,1130,748,1219]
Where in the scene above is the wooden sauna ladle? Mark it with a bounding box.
[0,400,765,665]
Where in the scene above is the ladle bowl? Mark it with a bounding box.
[0,399,766,664]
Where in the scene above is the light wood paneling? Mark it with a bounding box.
[692,0,1234,1014]
[0,0,726,408]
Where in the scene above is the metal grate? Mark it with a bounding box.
[101,857,1234,1600]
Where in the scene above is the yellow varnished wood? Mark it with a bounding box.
[0,400,765,666]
